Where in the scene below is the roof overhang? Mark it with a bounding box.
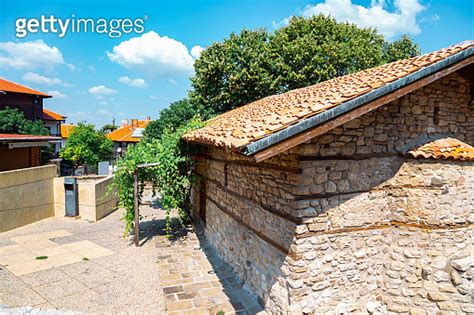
[244,46,474,162]
[0,134,61,143]
[8,141,51,149]
[0,90,52,98]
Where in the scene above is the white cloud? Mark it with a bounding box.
[67,64,76,71]
[88,65,96,73]
[107,31,197,77]
[168,79,177,85]
[118,76,148,88]
[0,40,64,70]
[47,90,67,99]
[23,72,62,85]
[88,85,118,95]
[96,109,113,116]
[282,0,425,38]
[190,46,204,59]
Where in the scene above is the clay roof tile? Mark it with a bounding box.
[183,41,474,151]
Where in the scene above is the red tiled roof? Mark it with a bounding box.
[106,120,150,142]
[0,78,51,97]
[43,109,65,121]
[183,41,474,151]
[0,134,60,141]
[60,124,75,139]
[408,138,474,161]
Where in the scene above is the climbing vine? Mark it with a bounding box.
[113,119,203,237]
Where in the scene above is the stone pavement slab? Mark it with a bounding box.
[0,232,113,276]
[0,207,165,314]
[154,225,265,315]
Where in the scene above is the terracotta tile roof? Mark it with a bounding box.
[60,124,75,139]
[106,119,150,143]
[183,41,474,151]
[0,134,60,141]
[408,138,474,161]
[0,78,51,97]
[43,109,66,121]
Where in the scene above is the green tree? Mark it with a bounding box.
[191,14,420,114]
[99,123,118,134]
[0,107,49,135]
[59,123,113,169]
[383,34,421,63]
[269,15,387,91]
[143,98,203,141]
[191,29,276,114]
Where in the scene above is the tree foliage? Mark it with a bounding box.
[114,119,203,236]
[191,14,420,114]
[191,29,276,114]
[99,123,118,134]
[59,123,113,168]
[0,107,49,135]
[143,98,203,141]
[383,34,421,63]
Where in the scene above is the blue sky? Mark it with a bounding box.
[0,0,473,127]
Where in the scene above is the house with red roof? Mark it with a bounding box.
[106,118,150,158]
[0,79,61,171]
[183,41,474,313]
[42,108,67,154]
[0,78,51,120]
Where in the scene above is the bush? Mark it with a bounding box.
[0,107,49,135]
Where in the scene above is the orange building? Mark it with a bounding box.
[106,118,150,158]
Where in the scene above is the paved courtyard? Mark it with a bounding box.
[0,205,264,314]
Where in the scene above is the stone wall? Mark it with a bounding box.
[191,71,474,313]
[294,72,474,158]
[192,149,299,307]
[0,165,57,232]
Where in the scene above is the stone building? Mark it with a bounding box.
[183,41,474,314]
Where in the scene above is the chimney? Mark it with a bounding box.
[131,119,138,129]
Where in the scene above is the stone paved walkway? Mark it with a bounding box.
[154,225,264,315]
[0,207,164,314]
[1,203,264,314]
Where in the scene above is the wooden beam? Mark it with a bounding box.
[253,56,474,162]
[133,169,140,247]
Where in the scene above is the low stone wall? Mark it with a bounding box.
[54,176,118,221]
[0,165,57,232]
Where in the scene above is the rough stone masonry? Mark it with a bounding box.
[190,71,474,313]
